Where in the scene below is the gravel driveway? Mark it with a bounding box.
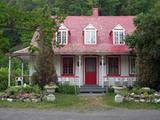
[0,108,160,120]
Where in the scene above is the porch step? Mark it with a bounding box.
[79,93,105,96]
[80,85,106,93]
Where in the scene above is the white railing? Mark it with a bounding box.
[104,76,136,87]
[58,76,79,86]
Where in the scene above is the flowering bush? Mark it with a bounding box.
[19,93,32,98]
[2,85,40,99]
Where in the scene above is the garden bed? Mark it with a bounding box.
[125,87,160,103]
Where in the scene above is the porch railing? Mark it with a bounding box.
[58,76,79,86]
[104,76,136,87]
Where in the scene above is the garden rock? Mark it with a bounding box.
[7,98,13,102]
[47,94,55,102]
[115,94,123,103]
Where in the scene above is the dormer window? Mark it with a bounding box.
[56,24,68,45]
[84,24,97,44]
[112,24,125,45]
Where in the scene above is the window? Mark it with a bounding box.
[113,24,125,45]
[84,24,97,44]
[56,24,68,45]
[130,56,136,74]
[56,30,67,44]
[62,57,74,75]
[114,30,124,44]
[108,57,119,75]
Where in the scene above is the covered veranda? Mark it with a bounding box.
[6,47,35,87]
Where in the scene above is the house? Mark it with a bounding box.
[8,8,136,92]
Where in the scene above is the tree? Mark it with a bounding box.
[53,0,93,16]
[0,2,64,95]
[98,0,121,15]
[126,1,160,90]
[120,0,157,15]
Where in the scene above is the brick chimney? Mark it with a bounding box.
[92,8,99,16]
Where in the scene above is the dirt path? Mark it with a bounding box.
[70,96,112,111]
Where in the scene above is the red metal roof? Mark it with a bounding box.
[54,16,135,55]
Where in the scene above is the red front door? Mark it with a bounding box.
[85,57,97,85]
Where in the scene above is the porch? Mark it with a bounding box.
[7,53,136,89]
[53,55,136,88]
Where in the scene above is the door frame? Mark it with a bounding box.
[83,56,99,85]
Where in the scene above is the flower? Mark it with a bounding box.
[23,83,27,87]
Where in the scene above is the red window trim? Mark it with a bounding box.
[61,56,75,76]
[107,56,121,76]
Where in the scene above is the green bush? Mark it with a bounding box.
[5,86,21,96]
[4,85,41,97]
[56,84,79,94]
[32,85,40,94]
[132,87,156,95]
[108,87,114,93]
[21,85,40,94]
[21,85,33,93]
[0,67,24,92]
[0,68,8,92]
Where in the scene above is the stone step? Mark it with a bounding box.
[80,85,106,93]
[79,93,105,96]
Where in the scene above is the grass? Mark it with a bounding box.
[0,94,111,111]
[1,93,160,110]
[104,93,160,110]
[0,94,81,109]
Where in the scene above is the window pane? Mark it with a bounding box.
[90,31,95,43]
[119,31,124,44]
[114,31,124,44]
[63,57,73,75]
[130,57,136,74]
[62,31,66,44]
[108,57,119,74]
[114,31,119,44]
[85,31,96,44]
[57,32,61,43]
[86,58,96,72]
[86,31,90,43]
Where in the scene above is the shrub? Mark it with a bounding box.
[127,86,133,91]
[5,86,21,96]
[21,85,33,93]
[56,84,79,94]
[32,85,40,94]
[0,68,8,91]
[0,67,24,92]
[131,87,156,95]
[107,87,114,93]
[3,85,41,97]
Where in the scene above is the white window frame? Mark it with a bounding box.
[112,24,125,45]
[56,24,68,45]
[129,56,136,75]
[84,24,97,45]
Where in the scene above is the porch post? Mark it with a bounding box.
[21,62,24,85]
[28,63,31,85]
[8,56,11,87]
[78,55,81,88]
[101,56,104,88]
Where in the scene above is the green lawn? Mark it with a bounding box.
[104,93,160,110]
[0,94,81,109]
[1,93,160,110]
